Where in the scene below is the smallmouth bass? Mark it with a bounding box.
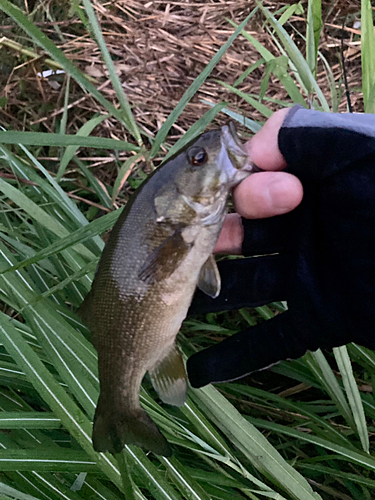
[79,124,257,456]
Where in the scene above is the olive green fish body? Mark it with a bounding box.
[80,127,255,456]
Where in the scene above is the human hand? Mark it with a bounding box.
[187,106,375,388]
[214,108,303,255]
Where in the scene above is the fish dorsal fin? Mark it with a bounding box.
[138,229,192,284]
[149,343,187,407]
[197,255,221,298]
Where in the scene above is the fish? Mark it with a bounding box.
[79,124,257,457]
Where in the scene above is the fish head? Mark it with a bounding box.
[173,124,258,216]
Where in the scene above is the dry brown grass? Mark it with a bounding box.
[0,0,364,185]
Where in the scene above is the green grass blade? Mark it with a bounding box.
[223,383,356,449]
[79,476,129,500]
[0,483,40,500]
[297,463,375,488]
[216,82,273,118]
[126,447,182,500]
[233,59,265,87]
[0,266,98,414]
[150,8,258,157]
[57,114,109,181]
[0,0,141,130]
[0,247,185,500]
[311,0,322,59]
[201,100,262,133]
[348,343,375,372]
[13,471,90,500]
[303,350,356,430]
[0,449,97,472]
[81,0,142,146]
[161,103,228,164]
[190,385,321,500]
[0,412,60,430]
[74,157,113,210]
[180,396,231,456]
[246,416,375,472]
[4,473,58,500]
[227,18,274,61]
[319,51,340,112]
[0,178,68,239]
[0,312,122,489]
[111,151,144,204]
[306,0,322,77]
[333,346,369,453]
[159,456,212,500]
[258,2,329,110]
[278,3,304,26]
[0,131,139,151]
[29,260,98,306]
[60,75,70,135]
[0,209,120,274]
[306,1,316,76]
[0,143,101,245]
[116,452,136,500]
[4,146,103,258]
[0,178,94,263]
[361,0,375,113]
[227,20,307,106]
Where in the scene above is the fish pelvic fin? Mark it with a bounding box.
[149,343,187,407]
[92,402,171,457]
[197,254,221,298]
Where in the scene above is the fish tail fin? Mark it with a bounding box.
[92,402,171,457]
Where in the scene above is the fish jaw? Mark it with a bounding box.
[219,124,260,187]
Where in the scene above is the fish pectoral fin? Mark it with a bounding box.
[149,344,187,407]
[138,229,192,284]
[197,255,221,298]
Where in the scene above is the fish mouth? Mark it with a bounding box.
[221,123,260,173]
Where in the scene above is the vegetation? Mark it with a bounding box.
[0,1,374,499]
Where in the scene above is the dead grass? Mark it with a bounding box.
[0,0,364,185]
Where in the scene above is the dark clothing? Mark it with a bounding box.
[187,106,375,388]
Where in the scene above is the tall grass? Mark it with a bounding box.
[0,1,374,499]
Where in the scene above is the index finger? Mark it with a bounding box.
[244,108,289,170]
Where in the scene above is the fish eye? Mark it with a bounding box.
[188,147,208,166]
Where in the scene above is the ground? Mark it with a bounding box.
[0,0,364,192]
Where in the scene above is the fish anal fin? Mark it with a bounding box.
[93,400,171,457]
[138,230,191,284]
[197,255,221,298]
[149,344,187,407]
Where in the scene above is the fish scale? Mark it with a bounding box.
[79,125,257,456]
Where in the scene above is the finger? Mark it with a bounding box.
[241,207,302,256]
[187,311,312,388]
[214,214,243,254]
[188,254,289,315]
[214,173,303,255]
[244,108,290,170]
[233,171,303,220]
